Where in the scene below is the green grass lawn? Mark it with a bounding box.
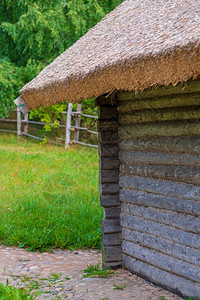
[0,134,102,251]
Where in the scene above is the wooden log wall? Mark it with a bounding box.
[117,79,200,299]
[96,95,122,268]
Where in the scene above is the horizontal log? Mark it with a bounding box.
[98,107,118,120]
[100,170,119,183]
[100,156,119,170]
[102,232,121,246]
[122,228,200,267]
[117,93,200,111]
[119,175,200,202]
[119,150,200,167]
[117,79,200,100]
[123,255,200,299]
[102,219,121,234]
[99,144,119,157]
[0,119,17,123]
[119,106,200,124]
[100,183,119,195]
[119,120,200,139]
[120,188,200,216]
[120,163,200,185]
[119,136,200,154]
[121,203,200,234]
[104,207,120,219]
[98,120,119,131]
[103,246,122,262]
[99,131,119,144]
[100,194,119,207]
[121,214,200,249]
[122,240,200,283]
[104,261,122,269]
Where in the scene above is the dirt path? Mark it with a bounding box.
[0,245,182,299]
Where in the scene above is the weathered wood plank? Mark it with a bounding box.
[120,188,200,216]
[122,240,200,283]
[118,93,200,111]
[121,203,200,234]
[100,156,119,170]
[98,106,118,119]
[117,79,200,100]
[98,120,119,131]
[100,194,120,207]
[119,150,200,167]
[99,144,119,157]
[103,246,123,262]
[119,121,200,139]
[104,261,122,268]
[119,136,200,154]
[123,255,200,299]
[104,207,120,219]
[120,163,200,185]
[100,170,119,183]
[98,99,121,269]
[122,228,200,267]
[119,106,200,124]
[102,219,121,234]
[99,131,119,144]
[102,232,121,246]
[121,214,200,249]
[100,183,119,195]
[119,175,200,202]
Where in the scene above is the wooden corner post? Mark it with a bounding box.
[17,107,22,137]
[74,103,82,142]
[65,103,73,148]
[24,113,29,135]
[96,94,122,269]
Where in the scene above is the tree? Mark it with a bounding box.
[0,0,123,117]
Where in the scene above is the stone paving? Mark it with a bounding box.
[0,245,182,299]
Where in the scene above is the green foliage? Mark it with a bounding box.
[0,58,46,118]
[29,98,98,141]
[64,0,105,46]
[113,283,127,290]
[0,134,102,251]
[0,280,35,299]
[49,273,62,281]
[82,263,115,278]
[0,0,123,117]
[1,3,67,65]
[0,59,23,118]
[81,98,98,117]
[29,102,68,138]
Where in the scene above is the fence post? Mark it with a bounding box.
[65,103,72,148]
[17,108,22,137]
[24,113,29,135]
[74,103,82,142]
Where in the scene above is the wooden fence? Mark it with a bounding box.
[0,104,98,148]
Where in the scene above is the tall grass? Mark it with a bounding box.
[0,134,102,251]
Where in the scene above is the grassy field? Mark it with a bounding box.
[0,134,102,251]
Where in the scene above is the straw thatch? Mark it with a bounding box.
[18,0,200,110]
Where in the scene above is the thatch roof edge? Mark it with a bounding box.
[20,42,200,110]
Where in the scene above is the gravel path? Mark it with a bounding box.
[0,245,182,299]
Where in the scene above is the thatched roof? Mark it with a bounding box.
[16,0,200,110]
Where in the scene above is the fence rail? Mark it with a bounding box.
[0,129,17,134]
[0,104,98,148]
